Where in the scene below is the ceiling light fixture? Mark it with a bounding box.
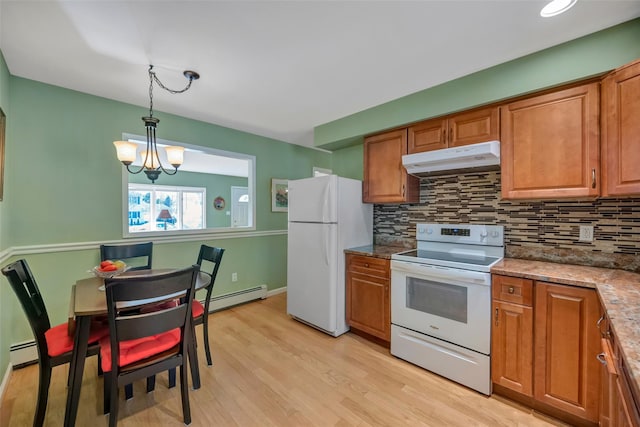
[113,65,200,183]
[540,0,577,17]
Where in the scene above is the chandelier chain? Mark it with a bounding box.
[147,65,196,117]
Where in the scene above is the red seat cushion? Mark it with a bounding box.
[99,329,181,372]
[192,300,205,318]
[45,322,109,357]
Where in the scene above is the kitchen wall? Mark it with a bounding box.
[374,171,640,272]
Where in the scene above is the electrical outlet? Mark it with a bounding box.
[579,225,594,242]
[232,272,238,282]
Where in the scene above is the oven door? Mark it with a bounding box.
[391,260,491,355]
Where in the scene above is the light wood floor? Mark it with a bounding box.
[1,293,568,426]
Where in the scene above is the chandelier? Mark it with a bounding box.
[113,65,200,183]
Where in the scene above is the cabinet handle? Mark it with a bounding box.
[596,352,607,366]
[508,286,515,294]
[402,184,405,197]
[449,127,453,143]
[495,308,499,326]
[443,128,446,143]
[364,263,369,268]
[592,169,596,189]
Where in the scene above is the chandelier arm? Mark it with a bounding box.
[124,163,146,175]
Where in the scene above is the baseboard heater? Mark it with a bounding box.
[204,284,268,312]
[10,285,268,369]
[10,341,39,368]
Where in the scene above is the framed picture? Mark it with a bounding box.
[0,108,5,201]
[271,179,288,212]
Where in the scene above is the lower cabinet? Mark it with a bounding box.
[345,254,390,343]
[598,310,640,427]
[492,275,601,425]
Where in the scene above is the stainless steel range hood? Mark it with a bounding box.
[402,140,500,177]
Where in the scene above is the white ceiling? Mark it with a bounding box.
[2,1,640,149]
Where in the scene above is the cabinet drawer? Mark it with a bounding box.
[347,255,390,279]
[492,275,533,306]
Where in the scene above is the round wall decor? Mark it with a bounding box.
[213,196,225,210]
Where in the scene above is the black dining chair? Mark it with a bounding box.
[101,265,199,426]
[2,259,108,427]
[100,242,153,271]
[193,245,225,366]
[100,242,160,396]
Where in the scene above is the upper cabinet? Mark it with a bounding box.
[601,58,640,197]
[500,82,600,200]
[408,106,500,154]
[363,129,420,204]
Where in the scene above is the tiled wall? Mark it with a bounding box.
[374,171,640,271]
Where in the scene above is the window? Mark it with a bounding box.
[121,133,256,238]
[128,184,206,233]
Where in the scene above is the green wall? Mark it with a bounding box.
[319,18,640,152]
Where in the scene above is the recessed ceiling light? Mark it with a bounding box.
[540,0,578,17]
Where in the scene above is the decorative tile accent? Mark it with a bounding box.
[373,171,640,271]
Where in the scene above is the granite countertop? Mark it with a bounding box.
[492,258,640,400]
[344,244,410,260]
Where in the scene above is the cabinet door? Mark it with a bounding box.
[449,106,500,148]
[363,129,419,203]
[534,282,601,422]
[602,59,640,196]
[346,261,390,341]
[491,300,533,396]
[407,117,447,154]
[501,83,600,199]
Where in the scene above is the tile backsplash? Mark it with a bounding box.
[374,171,640,272]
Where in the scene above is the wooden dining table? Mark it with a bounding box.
[63,268,211,427]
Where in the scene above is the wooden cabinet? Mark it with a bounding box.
[534,281,601,423]
[363,129,419,203]
[345,254,390,342]
[501,82,600,199]
[598,309,640,427]
[407,106,499,154]
[601,58,640,196]
[491,276,533,396]
[492,275,602,424]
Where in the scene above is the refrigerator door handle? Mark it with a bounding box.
[321,182,330,223]
[323,226,330,266]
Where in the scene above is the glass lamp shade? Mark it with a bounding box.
[113,141,138,165]
[165,146,185,167]
[141,150,161,169]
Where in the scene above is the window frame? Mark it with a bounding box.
[127,183,207,234]
[120,133,256,238]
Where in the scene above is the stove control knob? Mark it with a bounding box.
[417,227,425,234]
[480,230,488,240]
[491,230,501,238]
[426,228,433,235]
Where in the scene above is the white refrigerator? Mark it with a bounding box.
[287,175,373,337]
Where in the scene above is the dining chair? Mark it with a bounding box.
[193,245,225,366]
[2,259,108,427]
[100,242,153,271]
[100,265,199,426]
[100,241,160,396]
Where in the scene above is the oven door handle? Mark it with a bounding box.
[391,260,490,286]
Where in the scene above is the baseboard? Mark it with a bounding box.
[267,286,286,297]
[0,362,12,404]
[9,340,38,368]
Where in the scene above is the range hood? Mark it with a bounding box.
[402,140,500,177]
